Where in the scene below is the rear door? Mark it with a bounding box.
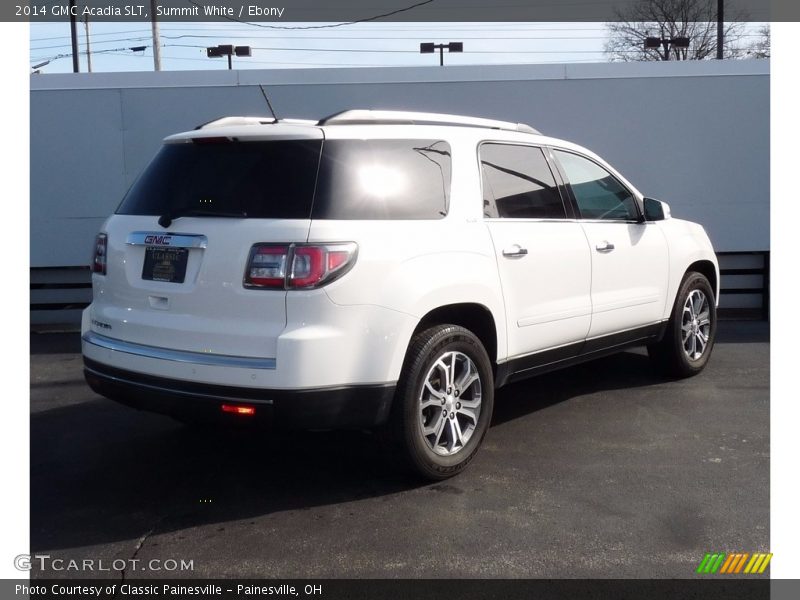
[480,142,592,362]
[89,129,323,359]
[552,149,669,339]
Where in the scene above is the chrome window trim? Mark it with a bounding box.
[83,331,276,370]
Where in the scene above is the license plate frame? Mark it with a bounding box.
[142,246,189,283]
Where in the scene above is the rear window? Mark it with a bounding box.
[118,138,452,221]
[312,139,451,220]
[117,140,322,219]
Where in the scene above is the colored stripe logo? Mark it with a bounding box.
[696,552,772,574]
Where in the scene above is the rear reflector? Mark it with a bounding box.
[221,404,256,416]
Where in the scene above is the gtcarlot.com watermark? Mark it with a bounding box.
[15,554,194,573]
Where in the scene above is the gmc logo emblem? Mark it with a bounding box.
[144,235,172,245]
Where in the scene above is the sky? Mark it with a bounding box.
[29,21,768,73]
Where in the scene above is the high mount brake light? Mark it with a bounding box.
[191,136,232,144]
[244,243,357,290]
[92,233,107,275]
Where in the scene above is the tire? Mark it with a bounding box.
[391,324,494,480]
[648,271,717,378]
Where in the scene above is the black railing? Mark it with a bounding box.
[30,266,92,328]
[717,251,769,321]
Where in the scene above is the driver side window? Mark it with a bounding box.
[554,150,638,221]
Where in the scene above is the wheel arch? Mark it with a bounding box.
[686,260,719,303]
[413,303,499,368]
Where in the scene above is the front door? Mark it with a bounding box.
[552,149,669,339]
[480,142,592,361]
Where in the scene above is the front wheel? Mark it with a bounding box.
[648,271,717,378]
[392,325,494,480]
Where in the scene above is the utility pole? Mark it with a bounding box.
[716,0,724,59]
[69,0,79,72]
[150,0,162,71]
[83,13,92,73]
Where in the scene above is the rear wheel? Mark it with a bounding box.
[648,272,716,377]
[392,325,494,480]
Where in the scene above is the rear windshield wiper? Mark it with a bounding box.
[158,209,247,228]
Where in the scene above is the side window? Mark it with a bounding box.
[479,143,566,219]
[313,139,451,220]
[553,150,639,221]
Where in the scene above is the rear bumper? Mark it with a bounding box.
[84,358,395,430]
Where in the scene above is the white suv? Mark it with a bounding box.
[83,110,718,479]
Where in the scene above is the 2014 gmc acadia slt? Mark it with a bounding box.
[82,110,718,479]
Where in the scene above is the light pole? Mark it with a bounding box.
[31,60,50,74]
[420,42,463,66]
[207,45,252,70]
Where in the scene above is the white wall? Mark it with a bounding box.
[30,60,769,266]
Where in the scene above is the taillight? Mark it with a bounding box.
[92,233,107,275]
[244,242,357,290]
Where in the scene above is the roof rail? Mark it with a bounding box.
[318,109,540,134]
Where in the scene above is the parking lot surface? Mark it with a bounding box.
[30,322,769,578]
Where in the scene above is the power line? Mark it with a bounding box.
[30,29,765,52]
[184,0,436,30]
[164,43,619,55]
[31,26,612,42]
[31,45,150,67]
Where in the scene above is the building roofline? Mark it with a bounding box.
[30,59,769,92]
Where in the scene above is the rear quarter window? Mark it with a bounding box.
[312,139,452,220]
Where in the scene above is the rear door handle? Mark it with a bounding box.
[502,244,528,258]
[595,241,615,252]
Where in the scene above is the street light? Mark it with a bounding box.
[31,60,50,74]
[645,35,691,60]
[206,45,252,70]
[420,42,463,66]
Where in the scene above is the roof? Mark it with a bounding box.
[193,109,539,136]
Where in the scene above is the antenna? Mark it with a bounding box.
[258,85,279,121]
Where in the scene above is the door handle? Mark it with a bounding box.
[595,241,615,252]
[502,244,528,258]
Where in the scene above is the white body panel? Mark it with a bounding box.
[82,113,719,395]
[484,220,592,358]
[92,215,309,358]
[580,221,670,338]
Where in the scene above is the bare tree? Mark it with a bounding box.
[605,0,746,61]
[745,24,770,58]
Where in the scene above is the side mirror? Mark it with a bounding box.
[643,197,670,222]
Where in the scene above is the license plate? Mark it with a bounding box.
[142,246,189,283]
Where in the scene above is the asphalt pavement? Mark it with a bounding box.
[29,321,769,579]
